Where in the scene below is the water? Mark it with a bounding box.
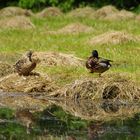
[0,94,140,140]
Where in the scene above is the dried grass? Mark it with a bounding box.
[88,31,139,45]
[54,73,140,101]
[0,62,13,78]
[0,73,57,93]
[0,6,33,18]
[50,23,94,34]
[0,16,35,29]
[94,5,118,19]
[36,7,63,18]
[94,6,135,20]
[104,10,135,20]
[67,7,95,18]
[32,52,84,67]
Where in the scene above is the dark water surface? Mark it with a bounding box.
[0,95,140,140]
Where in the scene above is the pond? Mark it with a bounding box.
[0,96,140,140]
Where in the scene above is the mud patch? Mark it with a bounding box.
[50,23,94,34]
[0,73,57,93]
[0,62,13,78]
[36,7,63,18]
[0,6,33,18]
[67,7,95,18]
[54,73,140,101]
[32,52,84,67]
[88,31,139,45]
[0,16,35,29]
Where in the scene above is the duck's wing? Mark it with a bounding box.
[86,57,98,68]
[99,57,113,63]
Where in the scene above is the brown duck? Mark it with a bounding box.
[86,50,112,76]
[14,51,39,76]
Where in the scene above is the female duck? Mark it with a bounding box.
[86,50,112,76]
[14,51,39,76]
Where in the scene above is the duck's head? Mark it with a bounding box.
[92,50,98,58]
[26,50,33,62]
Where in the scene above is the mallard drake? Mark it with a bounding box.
[14,51,40,76]
[86,50,112,76]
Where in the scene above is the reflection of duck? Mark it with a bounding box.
[86,50,112,76]
[15,108,35,134]
[88,122,104,140]
[14,51,40,76]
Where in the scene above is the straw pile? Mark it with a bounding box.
[67,7,95,18]
[0,73,57,93]
[54,74,140,101]
[50,23,94,34]
[88,31,139,45]
[36,7,63,18]
[0,6,33,18]
[94,5,135,20]
[0,16,35,29]
[0,62,13,77]
[32,52,84,67]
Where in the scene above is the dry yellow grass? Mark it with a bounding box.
[0,62,13,77]
[0,6,33,18]
[33,52,85,67]
[0,16,35,29]
[94,5,135,20]
[50,22,94,34]
[67,7,95,18]
[0,73,57,93]
[53,73,140,101]
[36,7,63,18]
[88,31,139,45]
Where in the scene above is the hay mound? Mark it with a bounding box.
[0,73,57,93]
[104,10,135,20]
[94,5,118,19]
[36,7,63,18]
[0,16,35,29]
[88,31,139,45]
[94,5,135,20]
[135,15,140,21]
[0,62,13,77]
[51,23,94,34]
[55,74,140,101]
[0,6,33,18]
[67,7,95,18]
[32,52,84,67]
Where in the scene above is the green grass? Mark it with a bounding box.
[0,16,140,85]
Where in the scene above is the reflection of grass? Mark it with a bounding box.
[0,108,14,119]
[0,16,140,84]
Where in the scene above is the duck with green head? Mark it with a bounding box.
[86,50,112,76]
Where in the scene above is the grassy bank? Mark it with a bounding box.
[0,15,140,85]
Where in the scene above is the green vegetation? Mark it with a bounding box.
[1,0,140,12]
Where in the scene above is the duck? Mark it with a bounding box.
[15,108,35,134]
[86,50,112,76]
[13,51,40,76]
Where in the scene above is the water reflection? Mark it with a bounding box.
[0,98,140,139]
